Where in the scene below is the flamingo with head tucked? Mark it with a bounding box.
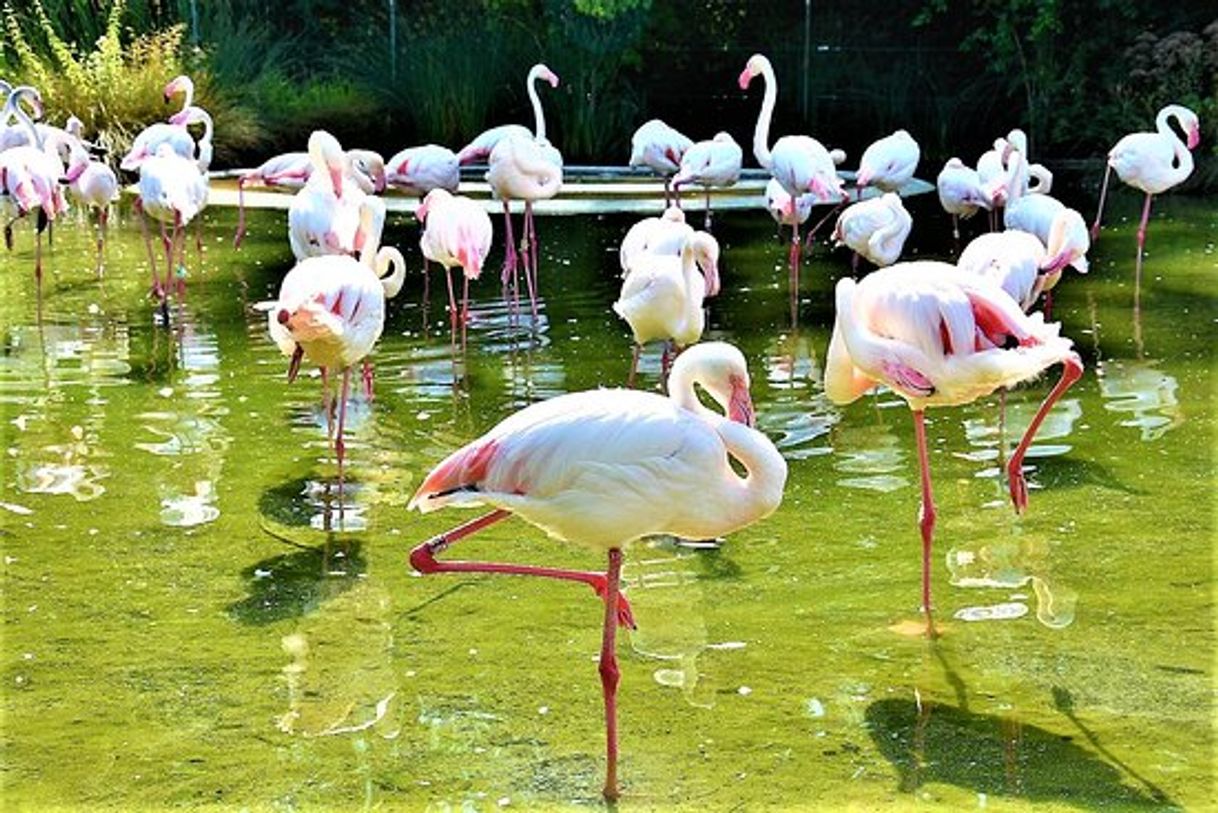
[855,129,920,196]
[407,340,787,802]
[287,130,369,261]
[1091,104,1200,282]
[825,262,1083,634]
[670,132,742,229]
[936,157,991,242]
[832,192,913,271]
[267,196,405,486]
[618,205,695,278]
[417,187,493,335]
[614,230,721,386]
[386,144,459,197]
[629,119,694,207]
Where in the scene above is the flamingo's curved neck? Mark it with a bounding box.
[377,247,407,298]
[1003,150,1027,205]
[1156,107,1195,179]
[357,206,386,267]
[679,240,705,333]
[668,364,718,420]
[710,416,787,519]
[751,62,777,169]
[8,90,41,149]
[527,69,547,141]
[176,78,195,114]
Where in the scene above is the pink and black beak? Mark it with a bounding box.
[728,374,755,428]
[1187,126,1200,151]
[737,67,754,91]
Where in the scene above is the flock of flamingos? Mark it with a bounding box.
[0,50,1202,800]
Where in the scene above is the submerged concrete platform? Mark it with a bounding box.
[199,165,934,216]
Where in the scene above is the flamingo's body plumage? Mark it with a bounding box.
[618,206,695,277]
[856,129,920,193]
[387,144,460,196]
[833,192,913,268]
[418,188,494,328]
[287,131,367,260]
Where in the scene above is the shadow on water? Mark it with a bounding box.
[1024,454,1146,496]
[227,540,367,625]
[864,695,1175,808]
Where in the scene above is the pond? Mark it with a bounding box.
[1,184,1213,810]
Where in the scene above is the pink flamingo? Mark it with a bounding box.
[288,131,368,261]
[628,119,694,207]
[1091,104,1200,283]
[486,130,562,323]
[66,154,119,273]
[855,129,920,195]
[457,64,561,167]
[740,53,846,258]
[614,230,721,386]
[670,132,742,229]
[416,188,493,335]
[135,144,205,301]
[407,341,787,801]
[232,148,384,248]
[936,157,991,242]
[957,231,1051,312]
[764,177,813,241]
[267,196,405,486]
[618,205,694,277]
[119,75,198,171]
[825,262,1083,634]
[386,144,459,197]
[832,192,913,271]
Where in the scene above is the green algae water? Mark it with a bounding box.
[1,186,1213,811]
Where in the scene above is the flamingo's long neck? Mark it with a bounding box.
[178,78,195,114]
[9,91,41,149]
[357,205,386,267]
[193,109,214,171]
[679,240,706,335]
[709,416,787,525]
[751,63,777,170]
[667,363,717,420]
[377,247,407,298]
[527,70,547,141]
[1003,150,1027,206]
[1156,107,1195,181]
[824,278,884,404]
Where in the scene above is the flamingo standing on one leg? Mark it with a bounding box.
[67,155,119,274]
[629,119,694,207]
[614,231,721,386]
[764,177,813,244]
[670,132,742,230]
[266,196,405,488]
[1091,104,1200,286]
[936,157,991,243]
[832,192,913,272]
[288,131,368,261]
[486,131,562,323]
[407,341,787,801]
[855,129,920,197]
[417,188,493,342]
[135,144,205,303]
[825,263,1083,635]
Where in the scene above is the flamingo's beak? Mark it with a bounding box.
[277,309,291,325]
[63,161,87,183]
[353,224,367,253]
[855,170,871,188]
[374,168,386,193]
[738,67,755,91]
[416,199,430,222]
[1039,251,1071,275]
[329,167,344,199]
[1187,126,1200,150]
[728,375,755,428]
[546,70,560,88]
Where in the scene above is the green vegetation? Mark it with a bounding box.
[0,1,1214,171]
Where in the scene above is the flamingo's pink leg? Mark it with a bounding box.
[1133,192,1153,298]
[1006,353,1084,513]
[234,177,248,248]
[443,264,459,328]
[408,510,636,628]
[524,203,540,322]
[500,202,520,316]
[912,409,937,634]
[335,367,351,497]
[135,200,162,299]
[1090,163,1113,241]
[600,547,623,802]
[461,274,470,348]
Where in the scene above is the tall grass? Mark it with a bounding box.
[0,0,263,163]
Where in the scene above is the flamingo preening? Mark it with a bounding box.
[614,230,721,386]
[936,157,992,242]
[670,132,742,229]
[855,129,920,195]
[408,340,787,801]
[1091,104,1200,284]
[386,144,459,197]
[618,205,695,278]
[629,119,694,207]
[287,131,368,261]
[832,192,913,271]
[825,263,1083,635]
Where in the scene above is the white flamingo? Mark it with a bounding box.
[629,118,694,207]
[287,131,368,261]
[832,192,913,271]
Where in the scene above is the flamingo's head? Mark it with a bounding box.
[537,64,560,88]
[349,150,386,193]
[854,169,871,189]
[738,54,768,90]
[693,232,722,298]
[163,74,192,104]
[727,373,755,427]
[417,188,450,223]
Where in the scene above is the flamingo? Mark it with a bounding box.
[417,187,494,335]
[407,340,787,801]
[855,129,920,195]
[486,129,562,322]
[936,157,991,241]
[135,144,205,301]
[66,154,119,272]
[1091,104,1200,281]
[614,231,721,386]
[670,132,742,229]
[832,192,913,271]
[618,205,694,278]
[457,63,561,166]
[1002,129,1053,196]
[956,231,1050,312]
[629,119,694,207]
[288,130,368,261]
[825,262,1083,633]
[764,177,813,239]
[119,76,200,171]
[1002,151,1091,293]
[386,144,459,197]
[232,148,384,248]
[267,196,405,486]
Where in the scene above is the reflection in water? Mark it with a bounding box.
[228,540,367,624]
[627,538,716,708]
[946,538,1078,629]
[760,332,836,460]
[1096,359,1182,441]
[961,398,1082,482]
[4,320,129,502]
[832,421,908,492]
[865,697,1171,807]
